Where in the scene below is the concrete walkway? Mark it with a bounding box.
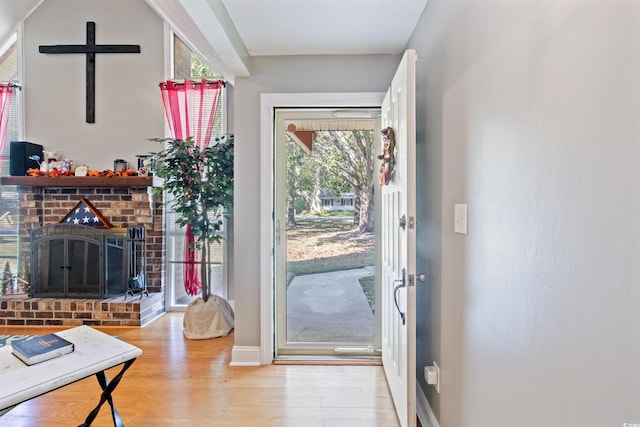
[286,266,375,344]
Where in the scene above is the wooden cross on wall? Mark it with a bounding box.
[39,21,141,123]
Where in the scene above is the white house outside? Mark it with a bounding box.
[320,192,355,211]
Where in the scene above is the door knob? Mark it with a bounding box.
[399,214,406,230]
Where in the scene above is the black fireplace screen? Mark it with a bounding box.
[30,224,144,298]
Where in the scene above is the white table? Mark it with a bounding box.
[0,325,142,426]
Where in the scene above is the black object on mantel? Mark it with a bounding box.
[9,141,43,176]
[38,21,141,124]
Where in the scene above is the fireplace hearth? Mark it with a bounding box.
[30,224,145,298]
[0,178,165,326]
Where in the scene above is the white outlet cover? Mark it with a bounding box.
[454,204,468,235]
[424,361,441,393]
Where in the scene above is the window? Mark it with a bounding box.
[173,35,224,135]
[164,34,229,309]
[0,33,21,167]
[0,33,22,288]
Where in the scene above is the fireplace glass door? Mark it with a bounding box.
[31,224,141,298]
[33,236,102,297]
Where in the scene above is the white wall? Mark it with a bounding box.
[23,0,165,170]
[410,0,640,426]
[232,54,400,347]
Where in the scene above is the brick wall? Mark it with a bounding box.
[0,184,166,326]
[0,293,164,327]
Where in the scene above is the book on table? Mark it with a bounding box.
[11,334,75,365]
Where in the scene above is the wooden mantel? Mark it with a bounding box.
[1,176,153,188]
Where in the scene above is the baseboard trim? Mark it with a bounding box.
[230,345,262,366]
[273,357,381,366]
[417,385,440,427]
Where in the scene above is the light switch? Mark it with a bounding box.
[454,204,468,235]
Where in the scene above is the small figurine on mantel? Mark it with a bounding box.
[38,149,61,173]
[61,159,73,173]
[75,165,88,176]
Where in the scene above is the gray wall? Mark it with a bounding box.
[24,0,165,170]
[409,0,640,426]
[232,55,400,346]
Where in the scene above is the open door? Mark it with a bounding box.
[273,108,381,357]
[380,49,417,427]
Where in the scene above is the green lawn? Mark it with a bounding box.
[359,274,376,313]
[286,252,373,276]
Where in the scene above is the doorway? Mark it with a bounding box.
[258,52,416,424]
[274,108,382,358]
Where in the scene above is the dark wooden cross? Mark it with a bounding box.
[39,22,140,123]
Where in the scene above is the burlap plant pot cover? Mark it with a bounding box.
[183,295,234,339]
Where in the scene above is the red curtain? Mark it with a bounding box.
[159,79,224,296]
[0,83,16,160]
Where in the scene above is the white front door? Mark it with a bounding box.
[380,49,417,427]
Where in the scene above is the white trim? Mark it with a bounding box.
[230,346,262,366]
[416,385,440,427]
[259,92,385,365]
[145,0,246,83]
[163,22,173,80]
[16,23,25,141]
[161,22,173,313]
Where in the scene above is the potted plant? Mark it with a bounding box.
[150,135,234,339]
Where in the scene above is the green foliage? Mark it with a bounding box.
[287,252,373,276]
[358,274,376,314]
[293,197,309,213]
[149,135,233,301]
[285,130,374,224]
[190,54,217,78]
[149,135,234,247]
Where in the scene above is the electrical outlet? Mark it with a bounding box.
[424,361,440,393]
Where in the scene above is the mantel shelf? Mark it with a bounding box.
[1,176,154,188]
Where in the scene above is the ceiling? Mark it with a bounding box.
[287,119,376,132]
[0,0,430,81]
[219,0,429,56]
[285,117,377,156]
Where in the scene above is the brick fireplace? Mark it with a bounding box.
[0,176,165,326]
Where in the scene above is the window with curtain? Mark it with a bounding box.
[165,34,228,308]
[0,33,22,287]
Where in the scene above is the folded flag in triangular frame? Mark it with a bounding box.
[59,198,112,228]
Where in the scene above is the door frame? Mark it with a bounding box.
[273,107,382,357]
[259,92,385,364]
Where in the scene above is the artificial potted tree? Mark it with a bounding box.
[150,135,234,339]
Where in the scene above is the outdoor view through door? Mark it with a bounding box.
[275,109,381,357]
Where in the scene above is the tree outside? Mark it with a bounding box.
[286,129,376,232]
[285,128,376,311]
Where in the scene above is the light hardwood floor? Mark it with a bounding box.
[0,313,400,427]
